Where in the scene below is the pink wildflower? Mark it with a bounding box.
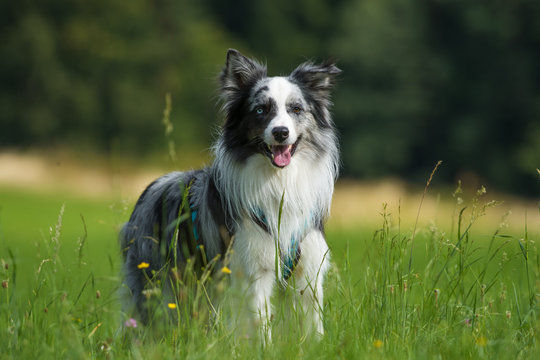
[124,318,138,328]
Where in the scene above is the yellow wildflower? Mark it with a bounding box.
[221,266,232,274]
[476,336,488,347]
[168,303,177,309]
[373,339,383,348]
[137,262,150,269]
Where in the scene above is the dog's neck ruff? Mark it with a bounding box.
[212,138,337,223]
[212,135,338,280]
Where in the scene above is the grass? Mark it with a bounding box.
[0,179,539,359]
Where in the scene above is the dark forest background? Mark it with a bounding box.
[1,0,539,195]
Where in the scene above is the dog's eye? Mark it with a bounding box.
[255,107,264,115]
[292,106,303,114]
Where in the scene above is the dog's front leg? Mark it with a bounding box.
[250,269,275,342]
[232,225,276,342]
[295,229,330,336]
[299,274,325,335]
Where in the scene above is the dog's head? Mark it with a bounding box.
[219,49,341,168]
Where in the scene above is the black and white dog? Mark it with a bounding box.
[121,49,340,336]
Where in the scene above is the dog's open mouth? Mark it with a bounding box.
[263,136,301,168]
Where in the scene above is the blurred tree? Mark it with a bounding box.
[203,0,344,71]
[1,0,539,195]
[420,0,540,193]
[332,0,435,177]
[330,0,540,194]
[0,0,233,155]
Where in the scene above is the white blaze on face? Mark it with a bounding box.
[263,77,300,145]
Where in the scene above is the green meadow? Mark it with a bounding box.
[0,173,539,359]
[4,2,540,358]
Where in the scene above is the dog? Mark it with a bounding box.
[120,49,341,337]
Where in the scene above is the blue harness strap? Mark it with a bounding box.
[252,208,304,281]
[281,234,301,280]
[190,208,199,241]
[190,205,304,280]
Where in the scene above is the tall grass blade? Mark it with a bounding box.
[408,160,442,273]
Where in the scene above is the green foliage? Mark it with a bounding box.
[331,0,540,195]
[1,0,233,153]
[2,0,540,194]
[0,184,539,358]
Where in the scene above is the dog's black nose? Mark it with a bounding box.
[272,126,289,142]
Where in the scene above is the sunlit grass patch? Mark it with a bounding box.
[0,181,538,358]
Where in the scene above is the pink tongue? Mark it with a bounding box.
[272,145,291,167]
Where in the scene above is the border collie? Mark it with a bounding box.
[120,49,341,337]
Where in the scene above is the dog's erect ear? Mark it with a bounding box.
[290,61,341,128]
[220,49,266,92]
[289,61,341,97]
